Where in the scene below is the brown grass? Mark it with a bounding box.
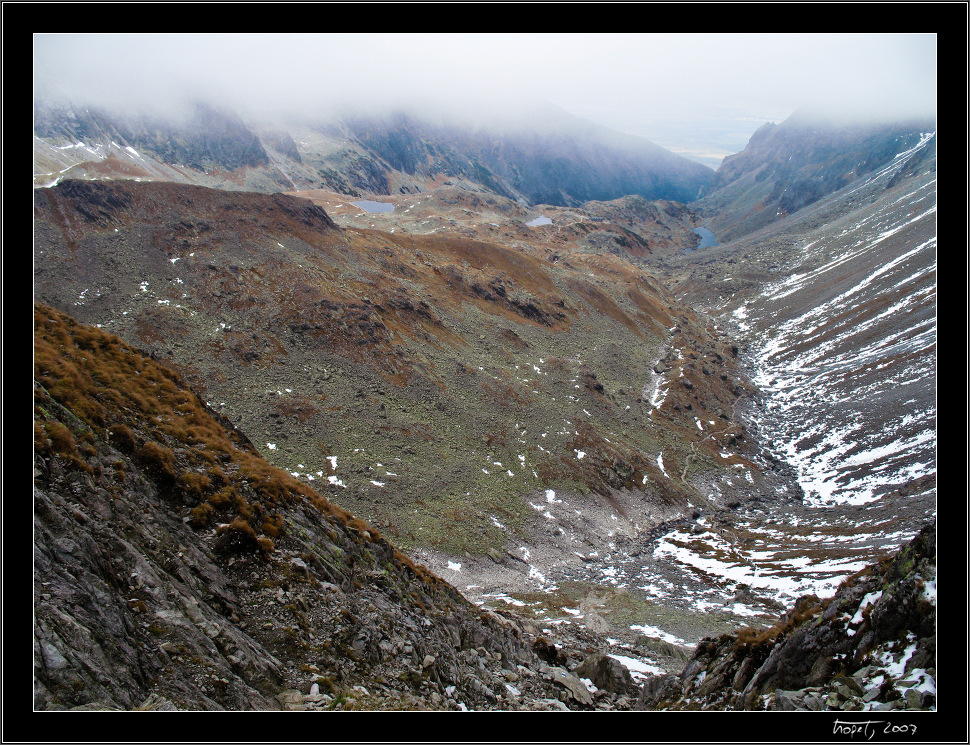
[566,278,642,336]
[33,303,445,584]
[732,595,832,652]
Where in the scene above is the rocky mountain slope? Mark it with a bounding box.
[33,302,649,713]
[693,111,936,242]
[335,109,714,205]
[33,100,714,207]
[32,299,942,722]
[34,177,790,652]
[607,113,939,676]
[653,117,937,512]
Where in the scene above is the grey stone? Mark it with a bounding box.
[903,688,924,709]
[837,676,865,695]
[547,666,594,706]
[39,640,69,671]
[774,690,804,711]
[573,653,635,694]
[803,694,825,711]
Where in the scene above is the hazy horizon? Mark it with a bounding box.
[33,32,937,169]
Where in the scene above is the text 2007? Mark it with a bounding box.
[833,720,918,740]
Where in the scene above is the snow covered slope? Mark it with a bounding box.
[578,124,940,657]
[729,132,936,508]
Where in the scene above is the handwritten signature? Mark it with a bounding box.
[833,720,918,740]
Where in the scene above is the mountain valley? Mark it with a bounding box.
[32,102,939,722]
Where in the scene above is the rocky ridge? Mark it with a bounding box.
[694,112,937,242]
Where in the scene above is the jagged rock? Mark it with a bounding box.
[633,674,681,710]
[774,689,804,711]
[533,637,568,666]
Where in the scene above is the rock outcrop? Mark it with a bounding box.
[635,522,937,712]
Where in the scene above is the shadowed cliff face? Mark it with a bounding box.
[341,112,714,206]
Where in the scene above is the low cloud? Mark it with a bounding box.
[33,33,937,154]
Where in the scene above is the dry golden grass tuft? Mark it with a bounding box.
[732,594,833,653]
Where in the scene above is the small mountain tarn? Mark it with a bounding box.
[691,226,717,249]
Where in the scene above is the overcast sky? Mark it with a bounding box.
[33,32,937,168]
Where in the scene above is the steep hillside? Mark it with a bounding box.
[33,303,654,712]
[32,101,713,207]
[657,121,937,513]
[614,116,938,682]
[694,111,936,242]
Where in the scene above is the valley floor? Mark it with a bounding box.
[362,152,937,683]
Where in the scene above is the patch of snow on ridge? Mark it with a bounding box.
[629,623,693,648]
[609,654,665,679]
